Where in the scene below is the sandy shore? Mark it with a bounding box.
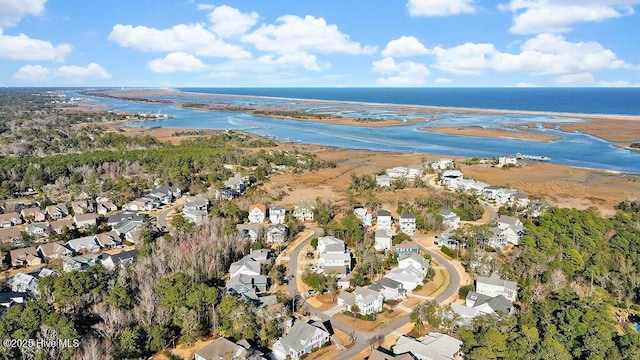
[419,126,560,142]
[91,88,640,143]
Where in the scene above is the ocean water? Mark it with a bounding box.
[74,90,640,174]
[179,87,640,116]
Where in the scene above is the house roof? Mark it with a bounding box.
[385,266,424,286]
[74,213,97,222]
[394,333,462,360]
[294,200,315,211]
[0,227,22,240]
[370,277,404,292]
[439,210,457,218]
[249,203,266,213]
[319,252,351,263]
[477,273,517,292]
[473,293,513,313]
[50,219,74,231]
[229,256,261,277]
[399,253,429,268]
[66,236,99,252]
[269,206,285,212]
[10,246,39,261]
[37,241,69,257]
[21,207,44,216]
[377,210,391,217]
[369,348,414,360]
[45,203,68,214]
[353,286,382,303]
[375,229,391,238]
[278,321,330,354]
[450,302,480,319]
[442,170,463,178]
[0,212,20,221]
[94,231,120,246]
[394,240,419,250]
[185,196,209,207]
[268,223,287,233]
[399,213,415,220]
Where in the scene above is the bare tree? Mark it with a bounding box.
[549,269,567,292]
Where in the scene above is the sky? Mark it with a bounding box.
[1,0,639,87]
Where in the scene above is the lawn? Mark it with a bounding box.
[332,307,407,332]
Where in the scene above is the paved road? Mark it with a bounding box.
[481,201,498,222]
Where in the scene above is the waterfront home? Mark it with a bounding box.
[0,212,22,227]
[476,273,518,302]
[338,286,384,314]
[45,204,68,220]
[267,224,288,243]
[354,207,373,227]
[498,156,518,167]
[293,200,315,221]
[509,192,530,208]
[272,320,332,360]
[248,203,267,224]
[37,241,72,260]
[269,206,286,224]
[74,213,98,228]
[497,215,524,245]
[377,210,393,231]
[10,246,41,267]
[429,158,454,171]
[439,210,460,229]
[399,213,416,235]
[20,207,46,222]
[376,174,391,187]
[195,337,266,360]
[393,333,463,360]
[374,229,392,252]
[482,185,503,200]
[370,277,407,301]
[440,170,463,188]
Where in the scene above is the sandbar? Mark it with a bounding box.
[419,126,560,142]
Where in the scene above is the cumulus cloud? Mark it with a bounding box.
[108,23,251,58]
[381,36,428,57]
[500,0,640,34]
[0,0,46,27]
[0,29,71,61]
[554,72,594,85]
[598,80,635,87]
[11,64,50,82]
[372,57,430,86]
[515,81,537,87]
[428,33,636,84]
[407,0,477,16]
[434,78,453,84]
[242,15,376,55]
[207,5,258,38]
[258,52,323,72]
[148,52,207,73]
[12,62,110,83]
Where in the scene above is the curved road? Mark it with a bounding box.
[285,226,461,359]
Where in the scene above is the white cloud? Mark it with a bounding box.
[515,81,537,87]
[501,0,640,34]
[407,0,477,16]
[207,5,258,38]
[242,15,376,55]
[434,78,453,84]
[108,23,251,58]
[55,62,110,80]
[554,72,594,85]
[0,0,46,27]
[11,64,50,82]
[598,80,636,87]
[372,57,430,86]
[428,34,636,80]
[148,52,207,73]
[0,28,71,61]
[258,52,323,72]
[12,62,110,83]
[381,36,428,57]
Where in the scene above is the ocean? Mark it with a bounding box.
[179,87,640,116]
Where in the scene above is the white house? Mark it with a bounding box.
[439,210,460,229]
[496,189,518,205]
[354,207,373,227]
[509,192,530,208]
[440,170,463,188]
[338,286,384,314]
[497,215,524,245]
[476,273,517,302]
[430,158,454,171]
[377,210,392,231]
[183,196,209,225]
[483,185,503,200]
[318,252,351,271]
[74,213,97,228]
[229,255,262,278]
[9,273,38,294]
[272,320,331,360]
[293,200,315,222]
[376,174,391,187]
[66,235,101,254]
[26,223,49,237]
[248,203,267,224]
[498,156,518,167]
[465,291,514,315]
[383,253,430,291]
[393,333,463,360]
[399,213,416,235]
[267,224,288,243]
[398,253,430,275]
[0,212,22,227]
[269,206,286,224]
[317,236,345,254]
[237,223,262,242]
[370,277,406,301]
[374,229,392,252]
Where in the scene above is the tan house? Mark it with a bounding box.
[0,212,22,228]
[37,241,72,259]
[20,207,46,222]
[45,204,69,220]
[0,227,22,244]
[10,247,42,267]
[74,213,98,228]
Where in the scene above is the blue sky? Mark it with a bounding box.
[1,0,639,87]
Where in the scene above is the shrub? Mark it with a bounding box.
[440,245,458,258]
[459,284,474,299]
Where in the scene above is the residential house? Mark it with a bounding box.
[0,292,26,309]
[509,192,530,208]
[394,240,420,258]
[37,268,56,278]
[482,185,503,201]
[226,274,270,294]
[476,273,518,302]
[37,241,72,260]
[62,254,97,272]
[45,204,68,220]
[439,210,460,229]
[293,200,315,222]
[20,207,46,222]
[498,156,518,167]
[152,185,182,202]
[376,174,391,187]
[383,253,430,291]
[486,227,508,248]
[430,159,454,171]
[267,224,288,243]
[440,170,463,188]
[495,189,518,205]
[71,200,94,215]
[369,348,414,360]
[457,179,489,195]
[122,198,153,212]
[272,320,332,360]
[66,235,101,254]
[237,223,262,242]
[338,286,384,314]
[10,247,41,267]
[183,196,209,225]
[0,212,22,227]
[96,201,118,215]
[107,211,142,227]
[269,206,286,224]
[229,255,262,278]
[386,167,410,179]
[393,333,463,360]
[248,203,267,224]
[354,207,373,227]
[94,231,121,249]
[317,236,345,254]
[398,253,430,275]
[99,250,138,271]
[377,210,392,231]
[497,215,524,245]
[194,337,266,360]
[370,277,406,301]
[25,223,50,237]
[0,227,22,244]
[9,273,38,294]
[374,229,392,252]
[317,236,351,276]
[147,189,172,205]
[399,213,416,235]
[223,174,246,195]
[449,303,481,326]
[49,219,74,235]
[465,291,514,315]
[74,213,98,228]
